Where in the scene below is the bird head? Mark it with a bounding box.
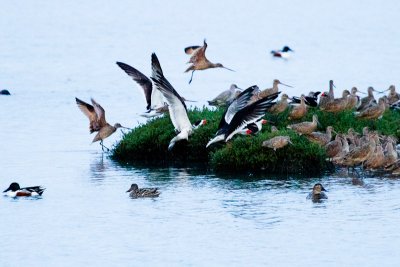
[126,183,139,193]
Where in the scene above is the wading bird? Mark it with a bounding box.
[3,182,45,197]
[150,53,206,151]
[76,98,129,151]
[184,39,234,84]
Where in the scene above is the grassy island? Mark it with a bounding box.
[111,107,400,174]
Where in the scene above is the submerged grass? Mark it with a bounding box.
[112,106,400,174]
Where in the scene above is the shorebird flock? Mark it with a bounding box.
[72,40,400,176]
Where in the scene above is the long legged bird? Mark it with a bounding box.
[184,39,234,84]
[76,98,129,151]
[150,53,206,151]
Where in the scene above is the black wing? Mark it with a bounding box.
[150,53,187,111]
[217,85,258,133]
[116,62,153,110]
[225,92,280,140]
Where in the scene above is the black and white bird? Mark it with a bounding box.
[116,61,167,118]
[271,46,294,59]
[291,91,321,107]
[3,182,45,197]
[206,86,279,147]
[150,53,206,151]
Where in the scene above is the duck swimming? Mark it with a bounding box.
[307,183,328,202]
[3,182,45,197]
[126,184,160,198]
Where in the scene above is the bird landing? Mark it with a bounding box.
[184,39,234,84]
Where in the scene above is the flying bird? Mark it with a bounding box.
[76,98,129,151]
[116,61,167,118]
[184,39,234,84]
[207,86,279,147]
[150,53,206,151]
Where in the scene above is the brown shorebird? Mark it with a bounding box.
[306,126,334,146]
[320,90,350,113]
[287,114,318,135]
[268,93,290,114]
[355,97,386,119]
[325,134,343,159]
[327,80,335,100]
[184,39,234,84]
[346,87,364,110]
[288,95,308,120]
[364,145,385,170]
[76,98,129,151]
[383,140,398,169]
[332,135,350,165]
[262,136,292,151]
[342,134,377,168]
[386,85,399,105]
[208,84,242,107]
[250,79,292,103]
[357,86,377,111]
[318,91,330,109]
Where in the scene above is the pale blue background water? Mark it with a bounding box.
[1,1,400,266]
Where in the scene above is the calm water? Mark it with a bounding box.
[1,1,400,266]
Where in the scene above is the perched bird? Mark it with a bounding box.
[250,79,292,104]
[291,91,321,107]
[325,134,343,159]
[354,97,386,120]
[206,87,279,147]
[150,53,206,150]
[268,93,290,114]
[184,39,234,84]
[262,136,292,151]
[126,183,160,198]
[3,182,45,197]
[318,91,330,109]
[364,145,385,170]
[320,90,350,113]
[287,114,319,135]
[76,98,129,151]
[0,89,11,95]
[307,183,328,202]
[270,46,294,58]
[346,87,364,110]
[357,87,377,111]
[116,61,167,117]
[387,85,399,105]
[342,134,377,168]
[288,95,308,120]
[327,80,335,100]
[208,84,242,107]
[306,126,334,146]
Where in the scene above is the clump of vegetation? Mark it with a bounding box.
[112,106,400,174]
[112,107,224,163]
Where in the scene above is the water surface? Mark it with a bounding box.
[1,1,400,266]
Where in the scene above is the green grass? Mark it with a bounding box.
[111,106,400,174]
